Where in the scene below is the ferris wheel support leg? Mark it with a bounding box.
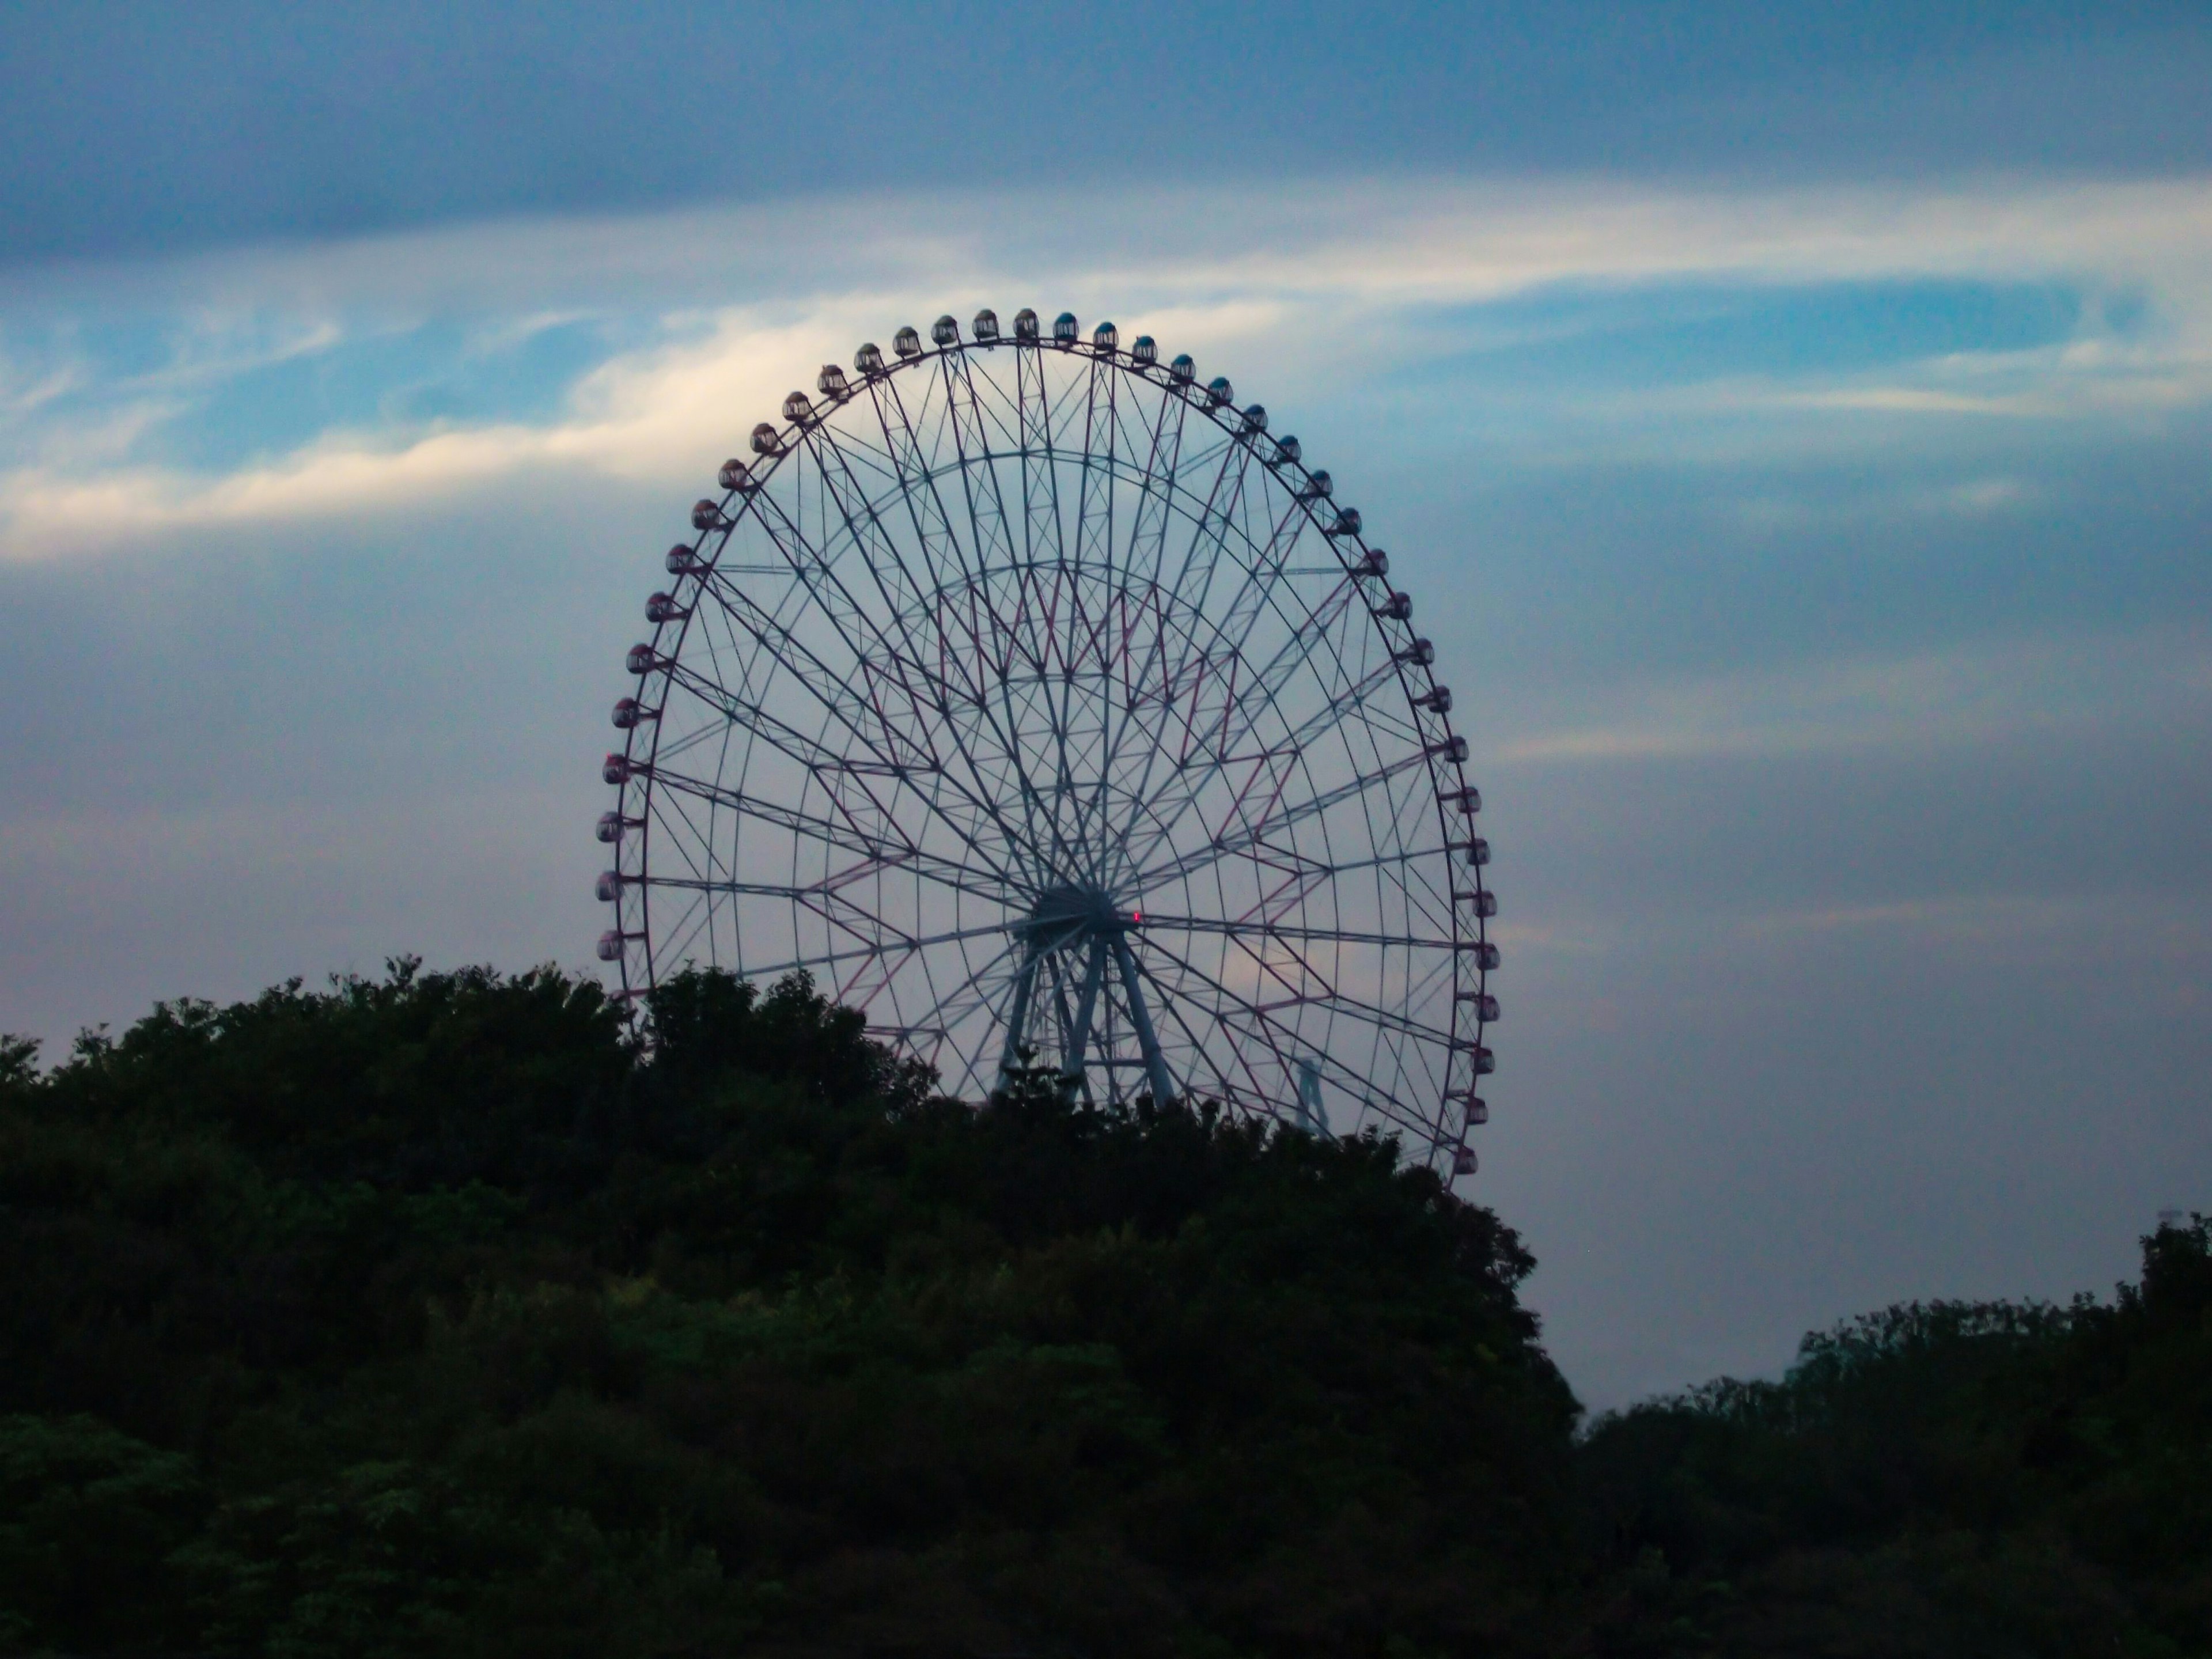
[1112,935,1179,1106]
[996,938,1045,1089]
[1061,936,1109,1094]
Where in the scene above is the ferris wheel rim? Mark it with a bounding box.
[597,315,1494,1168]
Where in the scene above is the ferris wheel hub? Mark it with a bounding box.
[1020,884,1125,940]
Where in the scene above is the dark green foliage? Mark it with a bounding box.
[1579,1218,2212,1656]
[8,959,2206,1656]
[0,963,1577,1656]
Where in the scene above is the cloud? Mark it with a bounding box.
[1494,628,2212,766]
[4,173,2212,559]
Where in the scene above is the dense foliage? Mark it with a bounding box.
[3,961,2206,1656]
[0,963,1576,1657]
[1580,1218,2212,1657]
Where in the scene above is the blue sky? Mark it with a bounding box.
[3,2,2209,1407]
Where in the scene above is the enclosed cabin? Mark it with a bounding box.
[1459,940,1502,972]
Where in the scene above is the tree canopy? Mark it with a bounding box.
[0,963,1575,1657]
[2,960,2206,1656]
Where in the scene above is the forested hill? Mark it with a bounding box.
[1,962,2207,1657]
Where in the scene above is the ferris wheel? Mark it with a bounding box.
[595,309,1497,1174]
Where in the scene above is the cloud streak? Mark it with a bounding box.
[5,173,2211,560]
[1494,627,2212,766]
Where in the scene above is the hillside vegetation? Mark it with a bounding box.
[0,961,2206,1657]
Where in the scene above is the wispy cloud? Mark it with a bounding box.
[4,173,2210,559]
[1494,628,2212,767]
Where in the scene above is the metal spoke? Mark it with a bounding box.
[601,328,1488,1173]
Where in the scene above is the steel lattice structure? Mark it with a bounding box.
[596,309,1497,1174]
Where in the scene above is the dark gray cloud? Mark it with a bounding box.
[5,1,2209,262]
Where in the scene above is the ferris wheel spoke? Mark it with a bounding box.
[608,332,1488,1171]
[800,423,950,654]
[664,663,884,780]
[865,926,1026,1044]
[741,493,1052,889]
[1055,364,1128,869]
[1074,354,1119,594]
[1175,512,1364,772]
[1086,375,1192,834]
[805,414,1027,721]
[1127,747,1435,897]
[1134,914,1463,955]
[1164,418,1260,624]
[1098,514,1366,887]
[1146,433,1256,666]
[1115,743,1305,897]
[1114,580,1378,881]
[798,417,1070,880]
[682,575,925,771]
[944,354,1091,882]
[1132,934,1433,1126]
[1104,431,1251,836]
[645,764,1017,896]
[1120,940,1301,1109]
[721,918,1015,986]
[654,679,1010,887]
[1156,649,1404,853]
[862,379,1098,889]
[866,375,996,664]
[867,367,1075,885]
[1202,495,1325,683]
[903,941,1032,1100]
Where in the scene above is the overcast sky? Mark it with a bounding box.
[3,1,2208,1408]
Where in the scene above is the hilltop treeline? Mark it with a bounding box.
[0,963,2206,1657]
